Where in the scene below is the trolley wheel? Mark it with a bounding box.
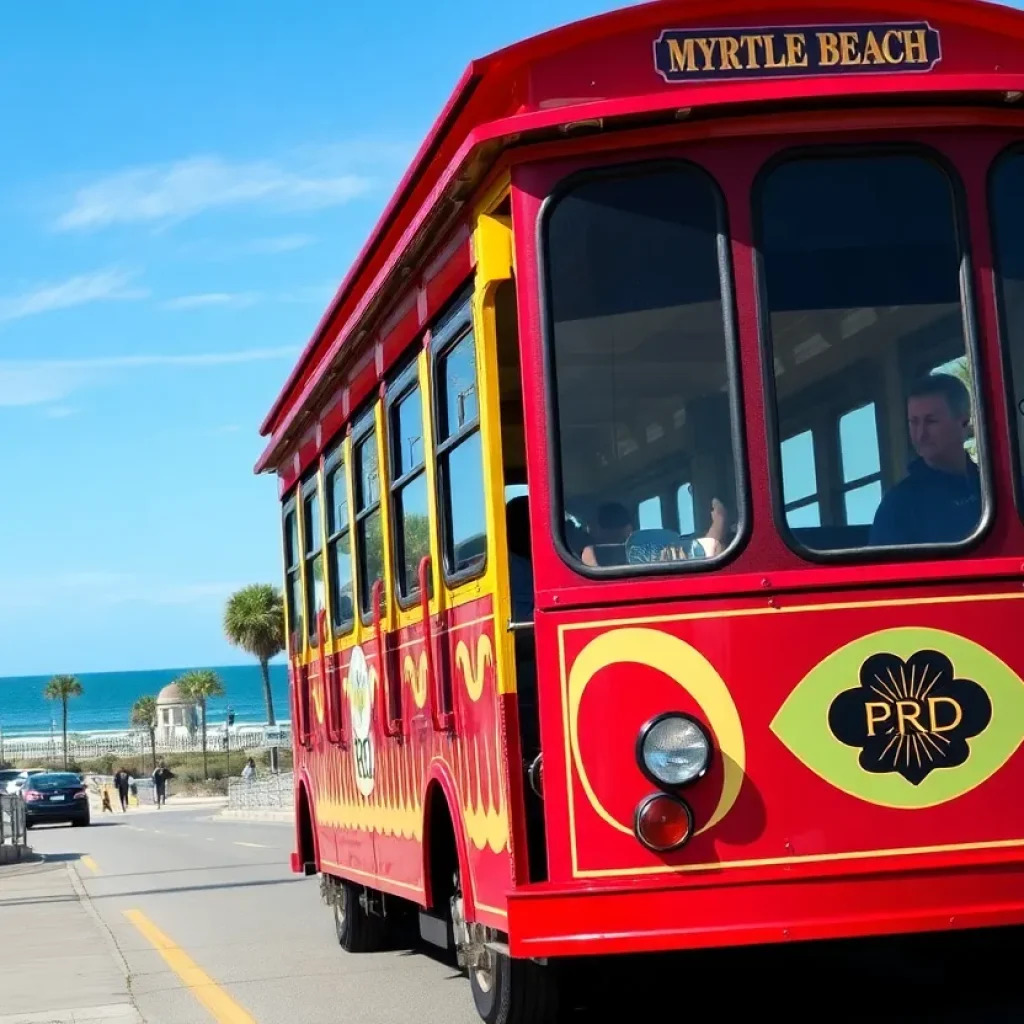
[469,947,559,1024]
[333,880,388,953]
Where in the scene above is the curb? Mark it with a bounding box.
[66,863,145,1022]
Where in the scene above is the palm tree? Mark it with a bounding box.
[224,584,285,769]
[130,695,158,772]
[176,669,225,780]
[43,675,83,770]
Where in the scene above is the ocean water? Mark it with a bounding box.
[0,663,290,736]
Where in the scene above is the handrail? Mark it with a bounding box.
[318,609,346,748]
[419,556,453,732]
[372,579,402,737]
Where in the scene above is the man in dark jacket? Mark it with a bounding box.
[152,763,175,808]
[870,373,980,547]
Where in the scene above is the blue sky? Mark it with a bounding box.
[0,0,627,676]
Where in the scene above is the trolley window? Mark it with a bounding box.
[758,151,983,556]
[283,500,303,648]
[542,162,743,572]
[388,368,432,603]
[325,447,355,632]
[302,477,325,643]
[435,322,486,581]
[353,410,384,621]
[991,149,1024,500]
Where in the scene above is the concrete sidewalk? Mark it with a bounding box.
[0,859,142,1024]
[88,794,227,816]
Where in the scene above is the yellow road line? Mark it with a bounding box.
[80,856,100,875]
[123,910,257,1024]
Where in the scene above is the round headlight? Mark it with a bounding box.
[638,713,711,788]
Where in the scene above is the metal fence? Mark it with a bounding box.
[1,725,291,764]
[0,793,28,862]
[228,771,294,811]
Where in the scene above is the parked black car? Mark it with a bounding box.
[22,772,90,828]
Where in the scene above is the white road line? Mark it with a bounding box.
[234,842,270,849]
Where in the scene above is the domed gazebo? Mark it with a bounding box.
[156,683,197,744]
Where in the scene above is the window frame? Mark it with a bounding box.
[536,157,750,580]
[351,403,384,627]
[430,292,489,587]
[753,142,992,564]
[301,472,324,647]
[385,354,433,609]
[282,495,303,652]
[324,441,355,636]
[988,143,1024,523]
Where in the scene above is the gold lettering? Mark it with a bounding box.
[741,34,762,69]
[839,30,862,65]
[719,36,742,71]
[696,37,717,71]
[904,28,929,64]
[866,701,892,737]
[928,696,963,734]
[667,38,700,74]
[785,33,809,67]
[862,31,886,65]
[818,31,841,67]
[763,34,788,69]
[882,30,904,64]
[896,700,926,734]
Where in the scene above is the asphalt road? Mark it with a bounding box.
[26,808,1024,1024]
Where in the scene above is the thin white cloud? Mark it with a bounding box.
[42,405,78,419]
[0,346,297,408]
[162,292,259,311]
[0,571,241,612]
[0,269,148,324]
[56,153,376,231]
[246,234,315,254]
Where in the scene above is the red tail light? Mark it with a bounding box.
[74,789,88,800]
[23,791,43,802]
[634,793,693,852]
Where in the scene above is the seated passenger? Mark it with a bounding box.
[581,497,729,566]
[581,502,634,566]
[870,374,980,547]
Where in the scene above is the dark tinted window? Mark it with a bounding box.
[992,151,1024,493]
[29,774,81,790]
[759,153,981,555]
[544,163,742,570]
[436,328,486,578]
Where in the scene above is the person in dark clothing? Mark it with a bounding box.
[870,373,980,547]
[152,763,175,808]
[113,769,130,812]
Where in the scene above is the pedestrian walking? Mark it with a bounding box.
[242,757,256,783]
[113,768,130,812]
[152,762,175,808]
[101,786,113,813]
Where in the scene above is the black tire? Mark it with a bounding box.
[333,879,389,953]
[470,948,559,1024]
[72,817,89,827]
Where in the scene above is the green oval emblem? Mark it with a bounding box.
[770,627,1024,809]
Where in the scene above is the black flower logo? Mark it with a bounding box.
[828,649,992,786]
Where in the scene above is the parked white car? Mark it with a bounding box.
[5,769,46,795]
